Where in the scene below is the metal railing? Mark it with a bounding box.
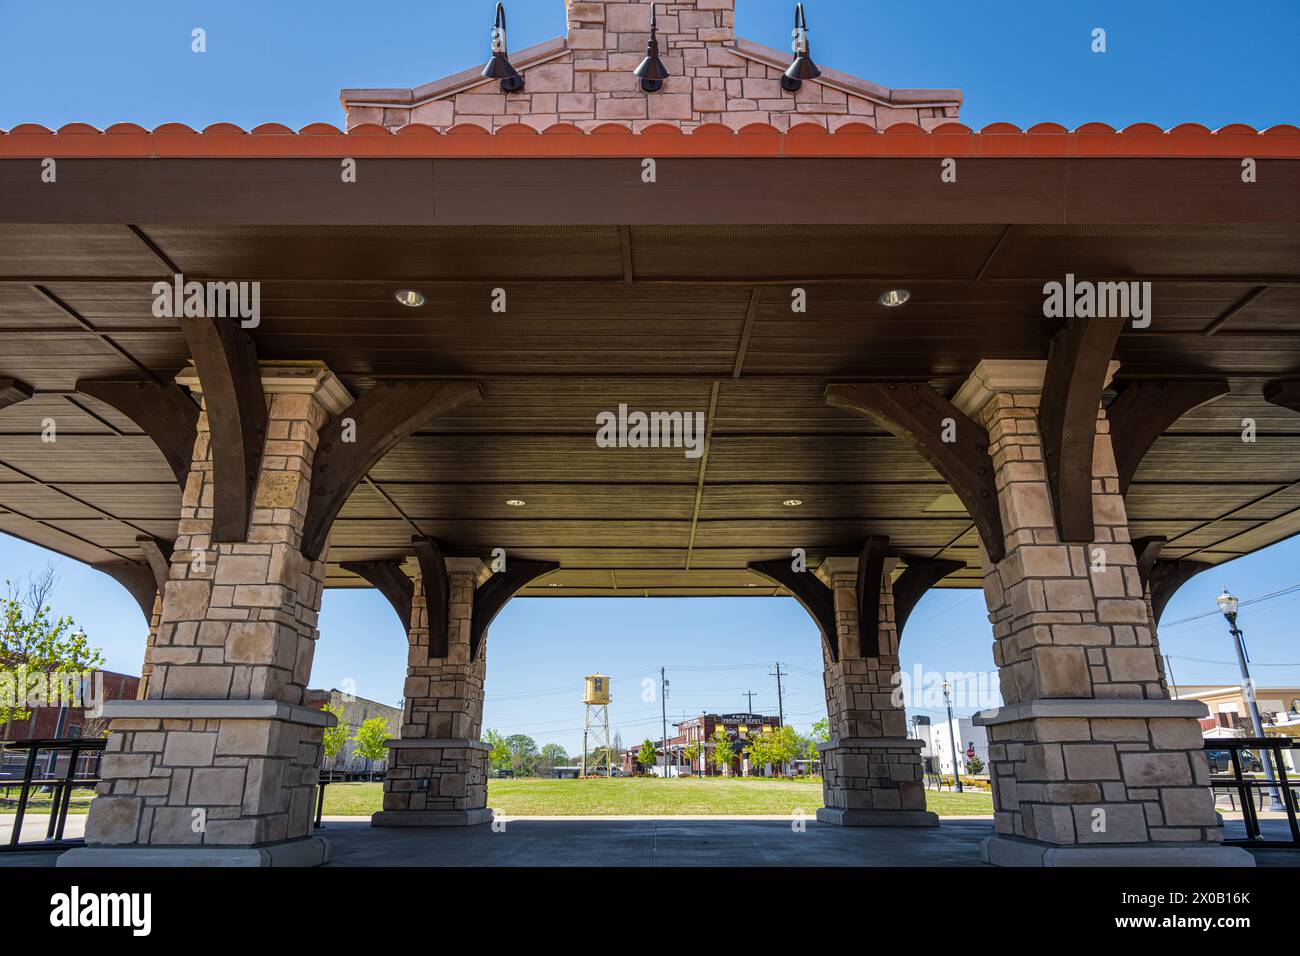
[1204,737,1300,848]
[0,738,105,851]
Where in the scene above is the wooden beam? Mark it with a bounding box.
[91,560,159,622]
[1264,379,1300,414]
[175,317,266,542]
[1132,536,1167,586]
[893,557,965,637]
[1038,317,1123,542]
[747,559,839,662]
[824,382,1005,562]
[339,558,414,633]
[300,380,483,561]
[471,559,560,662]
[0,377,34,412]
[135,534,173,592]
[412,536,450,658]
[857,536,889,657]
[76,380,199,487]
[1148,558,1212,625]
[1107,380,1230,495]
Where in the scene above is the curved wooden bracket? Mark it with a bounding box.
[175,317,266,542]
[1108,380,1230,495]
[857,536,889,657]
[92,561,160,622]
[1149,559,1212,625]
[412,536,450,657]
[893,557,965,638]
[301,380,484,562]
[340,559,414,633]
[748,559,839,662]
[76,380,199,487]
[1264,380,1300,414]
[1038,317,1123,542]
[825,382,1005,562]
[0,378,34,412]
[135,534,173,591]
[471,559,559,661]
[1131,535,1212,625]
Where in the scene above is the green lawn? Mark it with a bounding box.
[321,778,994,817]
[0,786,96,815]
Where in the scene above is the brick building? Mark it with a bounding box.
[623,711,781,776]
[2,670,139,741]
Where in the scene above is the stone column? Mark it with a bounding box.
[816,557,937,827]
[373,558,492,826]
[959,362,1251,866]
[62,366,347,867]
[135,593,163,700]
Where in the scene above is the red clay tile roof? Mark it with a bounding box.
[1,121,1298,158]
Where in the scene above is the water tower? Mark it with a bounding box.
[581,674,613,777]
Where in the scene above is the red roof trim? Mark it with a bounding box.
[1,122,1297,159]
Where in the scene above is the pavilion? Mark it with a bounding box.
[1,0,1297,866]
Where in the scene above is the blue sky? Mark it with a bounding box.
[2,1,1298,756]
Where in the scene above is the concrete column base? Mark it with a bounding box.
[980,835,1256,868]
[371,808,493,827]
[817,807,939,827]
[57,836,330,868]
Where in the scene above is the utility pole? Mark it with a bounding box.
[1164,654,1180,699]
[743,689,756,712]
[660,667,670,779]
[770,663,786,728]
[942,679,963,794]
[1216,589,1284,811]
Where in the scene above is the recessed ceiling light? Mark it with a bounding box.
[782,498,803,507]
[549,583,560,587]
[505,498,526,507]
[394,289,426,307]
[878,289,910,308]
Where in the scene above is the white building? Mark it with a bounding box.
[926,716,990,777]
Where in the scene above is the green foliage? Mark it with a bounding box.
[320,703,349,764]
[710,728,734,771]
[539,742,569,770]
[1,570,103,733]
[965,755,985,775]
[351,716,392,764]
[811,718,830,743]
[505,734,539,776]
[637,738,658,769]
[682,740,702,768]
[483,729,511,771]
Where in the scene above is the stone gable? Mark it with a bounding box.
[341,0,961,133]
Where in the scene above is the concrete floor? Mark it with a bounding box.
[2,815,1297,867]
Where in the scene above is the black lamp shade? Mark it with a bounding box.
[784,55,821,82]
[483,3,524,93]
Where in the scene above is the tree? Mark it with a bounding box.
[505,734,539,776]
[966,755,985,775]
[483,729,511,773]
[682,740,702,776]
[1,568,103,743]
[539,743,568,773]
[351,716,392,781]
[710,728,735,775]
[637,738,658,773]
[320,702,349,774]
[811,717,830,743]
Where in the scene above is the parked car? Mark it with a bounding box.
[1206,749,1262,774]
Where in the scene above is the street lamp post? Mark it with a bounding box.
[942,679,963,794]
[1215,589,1285,811]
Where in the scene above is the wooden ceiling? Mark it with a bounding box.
[1,215,1299,601]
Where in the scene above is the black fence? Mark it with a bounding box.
[1205,736,1300,848]
[0,738,105,851]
